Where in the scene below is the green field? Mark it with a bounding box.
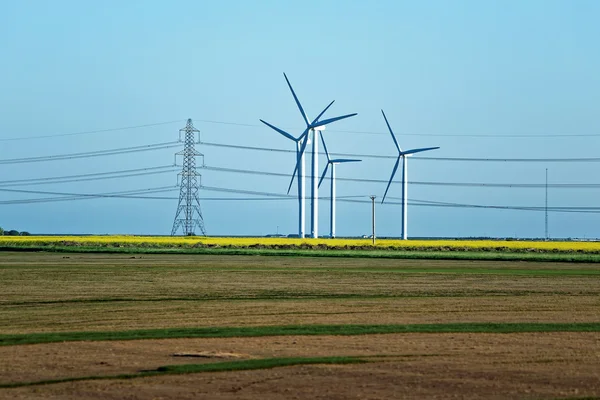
[1,251,599,399]
[4,244,600,263]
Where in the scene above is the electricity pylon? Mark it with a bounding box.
[171,119,206,236]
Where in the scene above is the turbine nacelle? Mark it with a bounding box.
[380,109,440,204]
[318,131,361,188]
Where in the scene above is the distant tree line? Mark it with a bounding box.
[0,227,30,236]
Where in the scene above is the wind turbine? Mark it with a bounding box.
[259,119,308,238]
[261,73,357,238]
[318,132,361,238]
[380,110,440,240]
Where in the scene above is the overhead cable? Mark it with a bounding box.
[194,117,600,138]
[199,164,600,189]
[0,186,179,205]
[3,183,600,214]
[200,186,600,214]
[0,120,184,142]
[199,141,600,163]
[0,142,180,165]
[0,165,178,187]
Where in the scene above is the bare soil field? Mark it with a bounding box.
[1,333,599,399]
[1,252,599,399]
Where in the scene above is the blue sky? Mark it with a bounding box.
[1,0,599,238]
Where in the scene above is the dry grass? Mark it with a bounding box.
[1,252,599,334]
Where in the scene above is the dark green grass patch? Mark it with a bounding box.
[554,397,600,400]
[0,356,366,389]
[154,356,365,373]
[3,245,600,263]
[2,323,600,347]
[2,264,598,276]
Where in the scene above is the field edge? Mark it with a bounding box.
[3,245,600,262]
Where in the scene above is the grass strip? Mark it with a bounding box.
[2,245,600,262]
[554,398,600,400]
[2,323,600,347]
[3,263,599,276]
[5,290,594,307]
[0,356,366,389]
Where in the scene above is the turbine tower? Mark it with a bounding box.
[260,119,308,238]
[171,119,206,236]
[260,73,357,238]
[380,110,439,240]
[318,132,361,238]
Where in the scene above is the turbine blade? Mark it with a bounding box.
[286,163,297,195]
[312,100,335,125]
[319,131,331,162]
[381,110,401,153]
[401,146,440,155]
[298,126,310,141]
[298,130,310,156]
[311,113,357,128]
[286,143,300,195]
[283,73,310,126]
[318,163,330,188]
[330,159,362,163]
[287,133,310,194]
[260,119,296,141]
[382,156,401,203]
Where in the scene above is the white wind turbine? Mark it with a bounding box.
[318,132,361,238]
[260,73,357,238]
[259,119,308,238]
[381,110,440,240]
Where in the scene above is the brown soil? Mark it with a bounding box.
[1,332,599,399]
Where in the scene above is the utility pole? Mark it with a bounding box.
[370,195,376,245]
[171,119,206,236]
[545,168,548,240]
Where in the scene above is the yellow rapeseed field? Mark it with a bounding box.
[0,235,599,253]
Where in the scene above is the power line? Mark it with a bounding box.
[384,196,600,213]
[0,185,178,199]
[0,142,180,165]
[1,116,597,144]
[0,166,178,187]
[0,186,179,205]
[201,185,364,200]
[199,164,600,189]
[200,141,600,163]
[2,182,600,214]
[194,117,600,138]
[0,120,184,142]
[201,186,600,214]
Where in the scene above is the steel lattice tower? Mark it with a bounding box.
[171,119,206,236]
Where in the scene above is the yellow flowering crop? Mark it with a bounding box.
[0,235,600,253]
